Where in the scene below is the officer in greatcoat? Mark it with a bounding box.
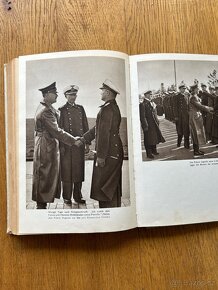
[79,80,124,208]
[139,90,165,159]
[198,83,210,132]
[32,82,81,209]
[173,82,190,148]
[189,84,213,156]
[205,85,216,142]
[212,84,218,145]
[58,85,89,205]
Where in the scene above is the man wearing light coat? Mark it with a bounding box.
[32,82,80,209]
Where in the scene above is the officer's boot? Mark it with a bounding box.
[184,137,190,149]
[177,135,182,147]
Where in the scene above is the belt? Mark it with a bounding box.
[35,131,51,137]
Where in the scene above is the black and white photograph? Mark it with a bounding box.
[137,60,218,161]
[25,54,130,210]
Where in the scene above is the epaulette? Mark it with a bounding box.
[58,103,68,111]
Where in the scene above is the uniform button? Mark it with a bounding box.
[117,154,119,157]
[115,144,118,147]
[69,118,71,120]
[114,134,116,136]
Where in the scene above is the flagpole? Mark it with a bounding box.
[174,60,177,91]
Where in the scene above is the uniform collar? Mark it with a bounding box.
[67,102,77,107]
[40,102,57,113]
[99,99,116,108]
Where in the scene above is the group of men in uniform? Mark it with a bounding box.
[32,80,123,209]
[140,81,218,159]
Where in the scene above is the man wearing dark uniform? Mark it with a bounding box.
[79,80,124,208]
[32,82,80,209]
[173,82,190,148]
[139,90,165,159]
[212,84,218,145]
[59,85,89,205]
[206,85,216,142]
[198,83,210,134]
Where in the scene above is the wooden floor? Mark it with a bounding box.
[1,1,218,290]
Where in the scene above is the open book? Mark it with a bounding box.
[5,50,218,235]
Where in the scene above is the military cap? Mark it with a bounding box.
[213,81,218,89]
[39,82,57,94]
[100,79,120,95]
[201,83,207,87]
[144,90,152,95]
[178,81,186,89]
[63,85,79,94]
[190,84,198,91]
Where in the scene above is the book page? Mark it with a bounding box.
[130,53,218,227]
[13,50,136,234]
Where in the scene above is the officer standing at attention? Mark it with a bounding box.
[173,82,190,148]
[59,85,89,205]
[139,90,165,159]
[78,80,124,208]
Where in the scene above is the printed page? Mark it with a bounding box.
[130,53,218,227]
[15,50,136,234]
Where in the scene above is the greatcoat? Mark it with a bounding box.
[83,99,123,202]
[173,92,190,137]
[205,93,216,140]
[58,102,89,183]
[32,102,76,203]
[189,95,211,145]
[139,99,165,147]
[212,94,218,143]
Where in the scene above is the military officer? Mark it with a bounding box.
[198,83,209,130]
[206,85,216,142]
[78,80,124,208]
[189,84,213,156]
[139,90,165,159]
[173,82,190,148]
[212,84,218,145]
[32,82,81,209]
[58,85,89,205]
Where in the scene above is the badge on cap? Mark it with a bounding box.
[63,85,79,94]
[178,81,186,89]
[39,82,57,94]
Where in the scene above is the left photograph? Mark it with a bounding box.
[25,55,130,210]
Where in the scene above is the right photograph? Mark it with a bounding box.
[137,59,218,161]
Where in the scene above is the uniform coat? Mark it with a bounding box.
[173,92,190,137]
[205,93,215,140]
[212,94,218,143]
[189,95,211,145]
[139,99,165,146]
[83,99,123,202]
[58,102,89,183]
[32,102,76,203]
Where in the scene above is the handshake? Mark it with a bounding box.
[74,136,90,154]
[74,136,84,147]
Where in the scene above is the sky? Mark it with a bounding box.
[26,56,127,118]
[137,60,218,94]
